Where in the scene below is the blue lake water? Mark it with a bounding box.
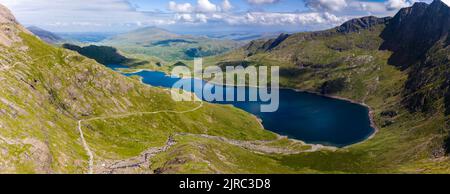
[108,64,375,147]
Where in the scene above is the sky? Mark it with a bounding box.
[0,0,445,33]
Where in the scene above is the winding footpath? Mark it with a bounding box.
[0,52,205,174]
[98,135,176,174]
[77,101,204,174]
[2,54,328,174]
[0,54,56,72]
[0,61,18,72]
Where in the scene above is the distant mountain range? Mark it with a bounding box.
[0,3,276,174]
[5,0,450,173]
[204,0,450,172]
[204,31,283,41]
[62,43,130,65]
[104,27,180,44]
[27,26,64,44]
[101,26,243,62]
[56,32,115,43]
[215,0,450,116]
[26,25,282,66]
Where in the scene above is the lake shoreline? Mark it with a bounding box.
[109,65,377,150]
[289,88,378,149]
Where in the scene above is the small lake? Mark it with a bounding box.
[108,64,375,147]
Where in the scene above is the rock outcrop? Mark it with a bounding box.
[0,4,32,47]
[380,0,450,113]
[0,4,16,24]
[336,16,392,33]
[380,0,450,69]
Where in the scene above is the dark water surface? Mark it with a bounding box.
[108,64,374,147]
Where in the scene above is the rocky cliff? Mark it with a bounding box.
[379,0,450,113]
[0,4,29,47]
[336,16,392,33]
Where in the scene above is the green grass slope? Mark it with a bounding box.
[195,9,450,173]
[3,2,450,174]
[1,10,318,173]
[101,27,242,65]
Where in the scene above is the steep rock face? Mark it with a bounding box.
[0,4,25,47]
[262,33,290,51]
[402,43,450,113]
[380,1,450,69]
[0,4,16,24]
[379,0,450,113]
[245,33,290,56]
[336,16,391,33]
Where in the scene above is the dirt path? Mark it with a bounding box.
[76,120,95,174]
[77,101,204,174]
[0,52,203,174]
[91,132,334,174]
[0,55,55,72]
[0,53,64,92]
[0,60,19,72]
[182,133,336,155]
[0,63,15,71]
[1,54,330,173]
[94,136,176,174]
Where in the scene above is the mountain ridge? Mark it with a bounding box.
[0,3,297,173]
[104,26,180,44]
[215,0,450,116]
[380,0,450,68]
[0,3,16,24]
[200,0,450,173]
[3,1,450,174]
[102,26,242,62]
[336,16,392,33]
[0,4,31,47]
[27,26,64,44]
[378,0,450,113]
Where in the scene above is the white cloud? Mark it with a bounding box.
[196,0,218,12]
[169,0,220,13]
[0,0,440,33]
[0,0,348,29]
[0,0,176,31]
[196,13,208,23]
[169,1,193,13]
[247,0,280,5]
[175,13,193,22]
[302,0,432,17]
[305,0,348,11]
[174,13,209,23]
[385,0,413,11]
[222,0,233,12]
[222,11,346,26]
[443,0,450,6]
[348,1,391,13]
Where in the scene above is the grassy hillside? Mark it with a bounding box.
[187,5,450,173]
[4,1,450,174]
[88,14,450,173]
[101,27,242,66]
[1,10,320,173]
